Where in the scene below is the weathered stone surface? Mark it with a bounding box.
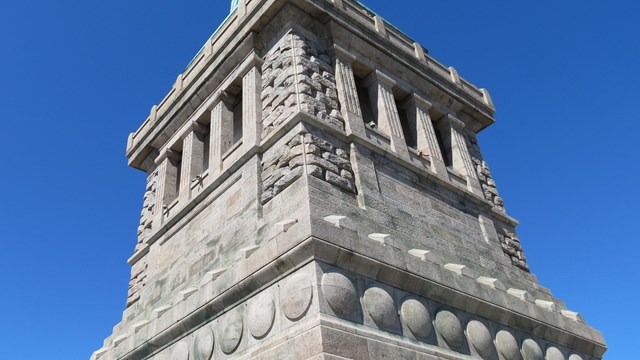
[468,133,504,211]
[261,31,343,138]
[170,341,189,360]
[496,330,522,360]
[261,133,355,204]
[321,272,358,316]
[282,272,314,321]
[435,310,465,349]
[363,286,397,329]
[248,292,275,339]
[99,1,607,360]
[568,355,584,360]
[220,311,243,355]
[467,320,495,359]
[546,347,566,360]
[126,169,158,306]
[192,328,214,360]
[400,298,433,339]
[522,338,544,360]
[497,227,530,272]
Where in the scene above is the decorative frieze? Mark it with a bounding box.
[497,227,530,272]
[467,132,505,211]
[261,133,356,204]
[261,31,344,138]
[127,169,158,307]
[136,169,158,245]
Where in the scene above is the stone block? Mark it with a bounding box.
[561,310,586,323]
[240,245,260,258]
[323,215,357,231]
[535,299,558,312]
[507,288,533,302]
[444,263,474,278]
[476,277,507,291]
[112,334,128,347]
[153,305,172,319]
[408,249,431,261]
[367,233,391,245]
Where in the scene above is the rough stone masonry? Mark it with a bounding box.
[93,0,606,359]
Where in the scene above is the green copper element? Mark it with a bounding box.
[231,0,240,12]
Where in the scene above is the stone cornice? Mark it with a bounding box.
[328,43,357,63]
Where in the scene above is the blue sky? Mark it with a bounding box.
[0,0,636,359]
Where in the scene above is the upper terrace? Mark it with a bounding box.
[126,0,495,171]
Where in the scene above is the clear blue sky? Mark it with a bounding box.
[0,1,636,359]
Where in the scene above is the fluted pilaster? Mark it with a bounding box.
[442,115,482,195]
[242,66,262,151]
[332,45,366,137]
[179,124,206,200]
[209,94,234,176]
[406,95,449,179]
[152,150,180,228]
[365,70,409,159]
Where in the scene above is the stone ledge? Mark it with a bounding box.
[103,235,605,360]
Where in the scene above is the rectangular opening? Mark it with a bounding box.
[202,128,210,172]
[175,157,182,196]
[396,101,416,149]
[196,111,211,173]
[355,77,375,125]
[233,95,243,145]
[162,151,181,205]
[434,123,452,167]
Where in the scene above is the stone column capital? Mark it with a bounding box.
[329,44,357,63]
[189,121,208,136]
[237,51,264,78]
[364,69,396,88]
[209,90,236,109]
[155,148,181,165]
[403,93,432,110]
[442,114,466,130]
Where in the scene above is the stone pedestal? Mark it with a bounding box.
[96,0,606,359]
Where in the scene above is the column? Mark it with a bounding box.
[179,123,207,200]
[405,94,449,179]
[365,69,409,160]
[152,150,180,228]
[242,65,262,151]
[441,114,483,195]
[209,92,234,176]
[331,45,366,137]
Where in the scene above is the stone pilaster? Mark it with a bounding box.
[242,65,262,151]
[209,93,235,176]
[365,70,409,160]
[331,45,366,138]
[349,143,381,209]
[179,123,207,200]
[441,115,483,195]
[152,150,181,228]
[405,94,449,180]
